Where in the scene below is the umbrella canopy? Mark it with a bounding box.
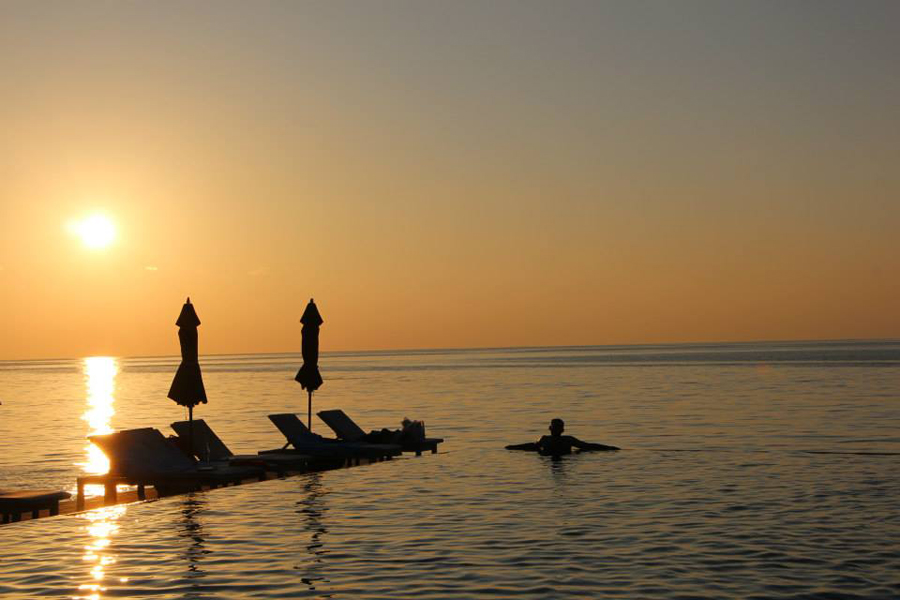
[168,298,207,451]
[295,298,323,429]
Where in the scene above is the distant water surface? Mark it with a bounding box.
[0,340,898,598]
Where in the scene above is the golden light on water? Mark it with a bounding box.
[76,505,126,600]
[76,358,125,600]
[67,214,117,250]
[81,356,117,479]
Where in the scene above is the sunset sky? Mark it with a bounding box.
[1,1,898,360]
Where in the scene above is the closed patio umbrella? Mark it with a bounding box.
[168,297,207,454]
[295,298,323,430]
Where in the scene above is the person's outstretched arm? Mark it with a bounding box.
[505,442,540,451]
[570,437,619,451]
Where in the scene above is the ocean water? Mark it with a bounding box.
[0,340,898,598]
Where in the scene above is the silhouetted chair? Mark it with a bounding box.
[170,419,311,473]
[78,428,265,509]
[266,413,401,465]
[317,409,443,456]
[0,489,71,524]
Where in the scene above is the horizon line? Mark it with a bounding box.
[2,336,898,364]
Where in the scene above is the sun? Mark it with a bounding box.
[68,214,117,250]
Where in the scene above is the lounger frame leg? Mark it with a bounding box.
[104,481,117,505]
[76,480,86,511]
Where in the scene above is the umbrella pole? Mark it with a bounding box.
[189,405,194,462]
[308,391,312,431]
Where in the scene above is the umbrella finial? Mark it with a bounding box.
[176,298,201,328]
[300,298,323,326]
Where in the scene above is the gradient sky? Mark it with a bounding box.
[1,1,898,359]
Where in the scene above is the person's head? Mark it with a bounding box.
[549,418,565,436]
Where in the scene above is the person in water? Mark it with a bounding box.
[506,418,619,455]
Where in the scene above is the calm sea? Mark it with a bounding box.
[0,341,898,598]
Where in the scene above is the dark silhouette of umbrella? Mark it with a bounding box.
[168,297,207,455]
[295,298,323,430]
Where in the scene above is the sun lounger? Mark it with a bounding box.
[79,427,265,509]
[0,489,71,524]
[170,419,311,472]
[266,413,401,464]
[317,409,443,456]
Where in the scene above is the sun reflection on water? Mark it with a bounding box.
[75,504,127,600]
[79,357,117,495]
[75,358,128,599]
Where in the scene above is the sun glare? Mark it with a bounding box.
[68,214,117,250]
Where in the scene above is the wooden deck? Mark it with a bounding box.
[0,454,394,526]
[0,489,72,524]
[399,438,444,456]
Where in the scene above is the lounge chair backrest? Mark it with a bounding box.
[171,419,233,462]
[317,409,367,441]
[268,413,326,447]
[89,428,196,476]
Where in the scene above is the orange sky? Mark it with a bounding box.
[1,2,898,360]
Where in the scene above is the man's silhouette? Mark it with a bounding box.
[506,418,619,455]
